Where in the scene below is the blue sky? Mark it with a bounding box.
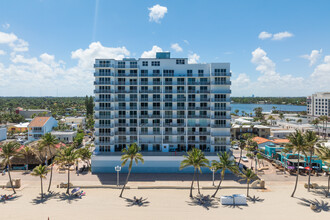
[0,0,329,97]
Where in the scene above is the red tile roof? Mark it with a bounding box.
[28,117,50,127]
[252,137,272,145]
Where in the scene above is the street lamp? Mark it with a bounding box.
[115,165,121,186]
[211,167,215,186]
[45,155,48,166]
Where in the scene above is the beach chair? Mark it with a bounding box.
[233,194,247,205]
[220,196,234,205]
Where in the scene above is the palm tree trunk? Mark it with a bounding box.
[40,177,43,199]
[7,165,16,194]
[247,181,250,197]
[119,161,132,198]
[238,149,242,167]
[196,171,200,194]
[190,169,196,198]
[291,152,300,197]
[47,164,53,192]
[327,174,329,198]
[66,168,70,194]
[212,170,224,197]
[307,151,312,192]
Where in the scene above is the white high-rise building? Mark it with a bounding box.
[307,92,330,117]
[92,52,231,173]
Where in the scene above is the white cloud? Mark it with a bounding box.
[183,40,189,45]
[188,53,200,64]
[171,43,182,52]
[141,45,163,58]
[258,31,272,40]
[2,23,10,29]
[0,31,131,96]
[148,4,168,23]
[310,55,330,90]
[258,31,294,41]
[0,31,18,44]
[301,49,322,66]
[283,58,291,62]
[0,50,5,55]
[272,31,293,40]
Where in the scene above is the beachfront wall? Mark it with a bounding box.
[92,155,223,173]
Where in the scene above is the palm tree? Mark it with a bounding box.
[237,140,246,168]
[279,112,284,120]
[211,152,239,197]
[77,145,92,169]
[315,144,330,197]
[287,130,307,197]
[32,142,48,164]
[54,146,79,194]
[180,148,209,197]
[40,133,59,192]
[238,168,258,197]
[0,141,21,194]
[319,116,328,139]
[234,109,239,115]
[311,118,320,136]
[303,131,318,192]
[119,143,144,198]
[30,165,48,199]
[268,115,275,125]
[19,146,34,171]
[297,119,302,124]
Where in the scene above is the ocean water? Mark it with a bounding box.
[231,103,306,115]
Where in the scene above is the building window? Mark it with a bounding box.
[142,61,148,66]
[151,61,160,66]
[176,59,185,64]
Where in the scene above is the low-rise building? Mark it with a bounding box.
[51,131,77,143]
[270,129,295,138]
[231,124,270,139]
[64,117,86,128]
[28,117,58,141]
[16,108,51,119]
[0,126,7,141]
[8,122,29,133]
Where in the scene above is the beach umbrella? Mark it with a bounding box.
[71,187,80,194]
[304,167,312,170]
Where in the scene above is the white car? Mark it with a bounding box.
[241,156,249,162]
[232,145,239,150]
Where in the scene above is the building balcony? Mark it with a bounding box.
[94,107,114,111]
[94,81,114,85]
[211,107,231,111]
[94,64,114,68]
[212,81,231,85]
[188,82,210,85]
[211,115,231,119]
[188,124,210,127]
[188,140,210,144]
[115,90,138,93]
[188,90,210,94]
[115,131,138,135]
[176,90,186,93]
[116,82,138,85]
[212,72,231,77]
[116,106,138,110]
[95,132,114,136]
[115,73,138,77]
[95,124,114,128]
[140,90,161,93]
[94,72,114,77]
[188,115,209,118]
[212,98,231,102]
[140,115,162,118]
[94,115,114,119]
[177,98,186,102]
[211,124,231,128]
[140,123,161,127]
[116,115,137,118]
[139,140,162,144]
[95,98,114,102]
[94,90,114,94]
[188,131,210,135]
[163,140,186,144]
[115,64,139,68]
[211,141,228,145]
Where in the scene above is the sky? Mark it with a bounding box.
[0,0,329,97]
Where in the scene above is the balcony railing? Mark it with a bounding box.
[94,72,114,77]
[94,115,114,119]
[212,81,231,85]
[212,72,231,77]
[211,115,231,119]
[94,64,114,68]
[95,107,113,111]
[95,98,114,102]
[94,90,114,94]
[211,107,231,111]
[94,81,114,85]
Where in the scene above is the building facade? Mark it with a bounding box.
[92,52,231,173]
[0,126,7,141]
[51,131,77,143]
[28,117,58,141]
[307,92,330,117]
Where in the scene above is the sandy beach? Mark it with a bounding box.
[1,179,329,220]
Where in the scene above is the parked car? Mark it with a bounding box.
[232,145,239,150]
[241,156,248,162]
